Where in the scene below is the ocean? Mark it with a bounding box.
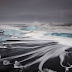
[0,24,72,72]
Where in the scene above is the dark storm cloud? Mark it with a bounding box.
[0,0,72,23]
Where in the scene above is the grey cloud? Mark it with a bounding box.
[0,0,72,23]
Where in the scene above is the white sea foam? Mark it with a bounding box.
[21,31,72,46]
[0,30,72,72]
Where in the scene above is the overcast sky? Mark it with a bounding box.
[0,0,72,24]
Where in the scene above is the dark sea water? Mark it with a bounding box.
[45,33,72,38]
[20,27,38,31]
[51,33,72,38]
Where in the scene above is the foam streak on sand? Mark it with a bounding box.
[0,40,70,72]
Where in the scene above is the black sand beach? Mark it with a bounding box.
[0,39,72,72]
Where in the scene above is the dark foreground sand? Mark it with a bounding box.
[0,40,72,72]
